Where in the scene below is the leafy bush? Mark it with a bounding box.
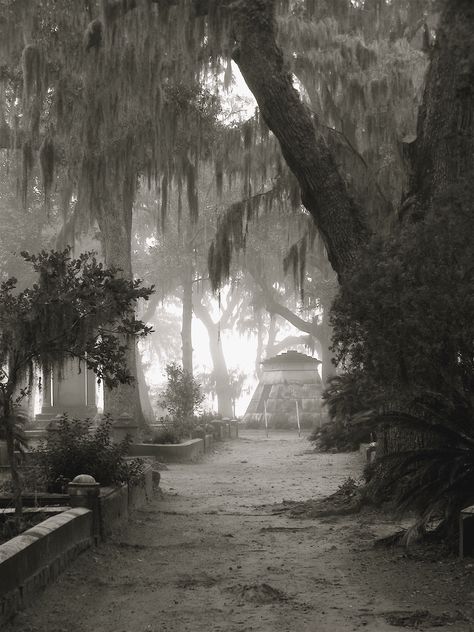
[33,415,144,492]
[158,362,204,439]
[309,421,369,452]
[191,425,205,439]
[196,410,222,424]
[331,193,474,404]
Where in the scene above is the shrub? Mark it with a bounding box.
[34,415,144,492]
[158,362,205,439]
[196,410,222,424]
[191,425,205,439]
[309,421,369,452]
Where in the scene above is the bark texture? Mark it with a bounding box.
[410,0,474,211]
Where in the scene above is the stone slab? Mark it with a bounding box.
[128,439,204,462]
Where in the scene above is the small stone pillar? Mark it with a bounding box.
[230,418,239,439]
[210,420,225,441]
[68,474,101,541]
[111,413,139,444]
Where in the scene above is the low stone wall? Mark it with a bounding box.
[99,485,128,539]
[128,464,153,509]
[209,420,239,441]
[0,508,93,625]
[99,465,153,537]
[129,438,205,462]
[0,464,154,624]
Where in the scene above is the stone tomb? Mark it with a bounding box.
[35,359,97,424]
[244,350,323,429]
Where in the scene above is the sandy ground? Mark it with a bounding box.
[5,430,474,632]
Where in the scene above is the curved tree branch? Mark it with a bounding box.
[231,0,370,279]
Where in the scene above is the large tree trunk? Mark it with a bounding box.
[193,300,233,418]
[96,192,146,427]
[376,0,474,457]
[181,266,194,375]
[409,0,474,213]
[136,349,156,425]
[231,0,370,279]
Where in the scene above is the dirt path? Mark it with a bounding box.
[5,431,474,632]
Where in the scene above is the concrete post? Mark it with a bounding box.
[210,420,223,441]
[230,419,239,439]
[68,474,101,541]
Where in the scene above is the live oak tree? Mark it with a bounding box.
[0,248,152,523]
[205,0,474,532]
[1,1,472,493]
[0,1,220,422]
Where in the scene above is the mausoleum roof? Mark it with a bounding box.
[262,350,321,366]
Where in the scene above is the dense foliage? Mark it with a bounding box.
[331,188,473,400]
[0,248,153,388]
[34,415,144,493]
[328,186,474,536]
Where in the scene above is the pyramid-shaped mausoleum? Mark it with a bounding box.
[243,350,323,429]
